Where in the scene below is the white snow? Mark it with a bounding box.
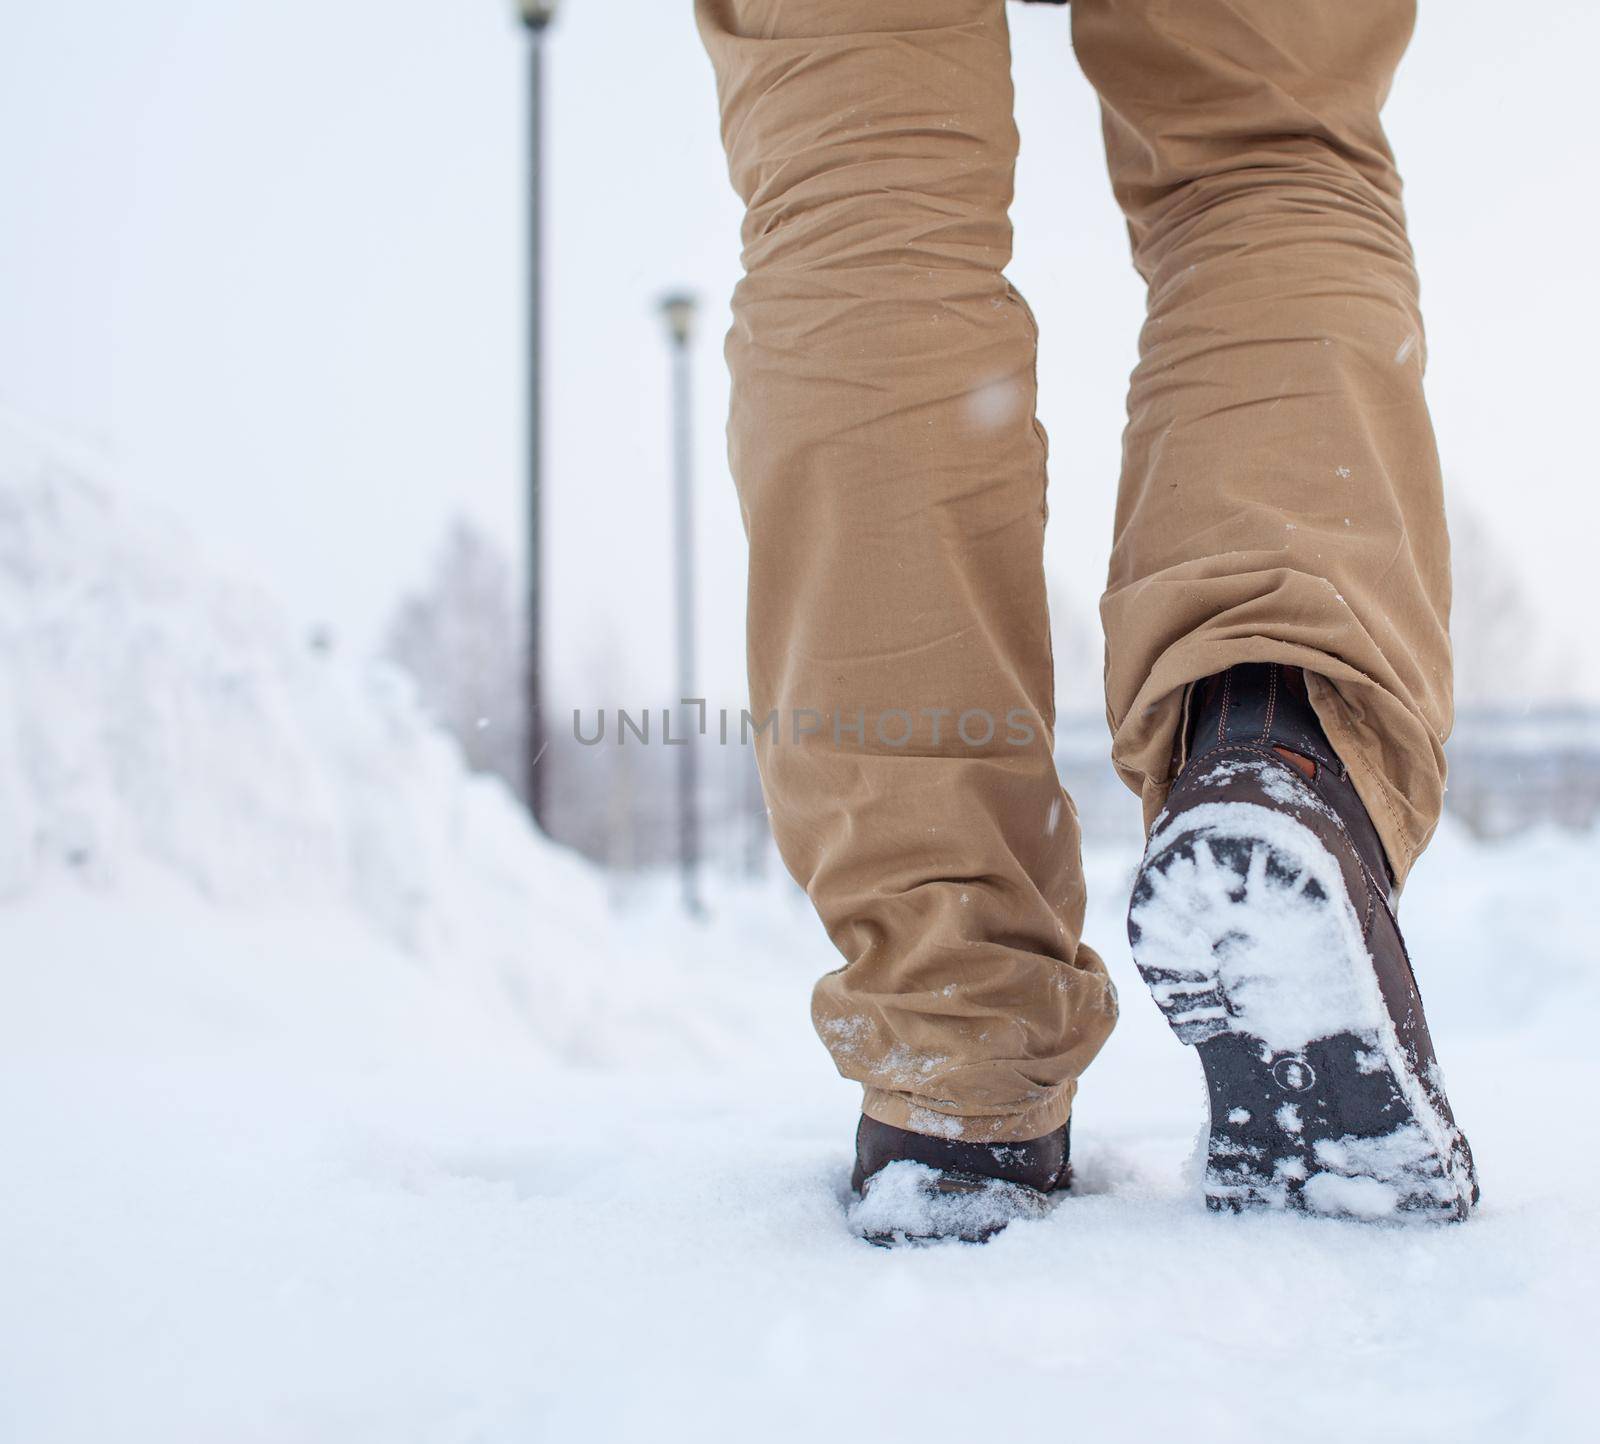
[1302,1170,1400,1220]
[1135,801,1382,1053]
[2,442,1597,1441]
[1197,751,1339,817]
[846,1161,1049,1244]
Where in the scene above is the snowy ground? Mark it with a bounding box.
[2,440,1596,1442]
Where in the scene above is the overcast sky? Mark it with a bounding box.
[2,0,1596,709]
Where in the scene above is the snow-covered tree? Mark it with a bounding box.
[1048,574,1105,721]
[1449,500,1559,706]
[383,519,525,793]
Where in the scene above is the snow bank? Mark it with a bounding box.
[0,424,791,1070]
[0,424,555,907]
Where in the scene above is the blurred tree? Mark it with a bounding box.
[383,520,525,793]
[1449,499,1561,706]
[1048,574,1105,721]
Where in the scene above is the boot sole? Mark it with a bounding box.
[1128,802,1476,1222]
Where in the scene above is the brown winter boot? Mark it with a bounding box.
[848,1115,1072,1246]
[1128,664,1479,1220]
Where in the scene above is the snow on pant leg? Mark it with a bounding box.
[1073,0,1452,886]
[695,0,1117,1143]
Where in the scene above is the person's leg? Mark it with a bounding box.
[695,0,1116,1147]
[1074,1,1476,1216]
[1073,0,1451,888]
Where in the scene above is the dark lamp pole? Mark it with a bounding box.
[659,292,702,917]
[518,0,558,826]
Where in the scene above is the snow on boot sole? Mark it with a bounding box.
[1128,801,1476,1222]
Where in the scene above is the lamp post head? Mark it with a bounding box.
[517,0,559,31]
[659,292,698,347]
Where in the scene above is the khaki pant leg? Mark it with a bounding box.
[696,0,1118,1142]
[1073,0,1451,886]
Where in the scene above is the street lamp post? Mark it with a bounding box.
[517,0,558,828]
[659,293,702,918]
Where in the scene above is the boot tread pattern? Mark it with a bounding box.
[1129,805,1476,1222]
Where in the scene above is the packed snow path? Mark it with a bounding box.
[6,844,1594,1443]
[2,438,1594,1442]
